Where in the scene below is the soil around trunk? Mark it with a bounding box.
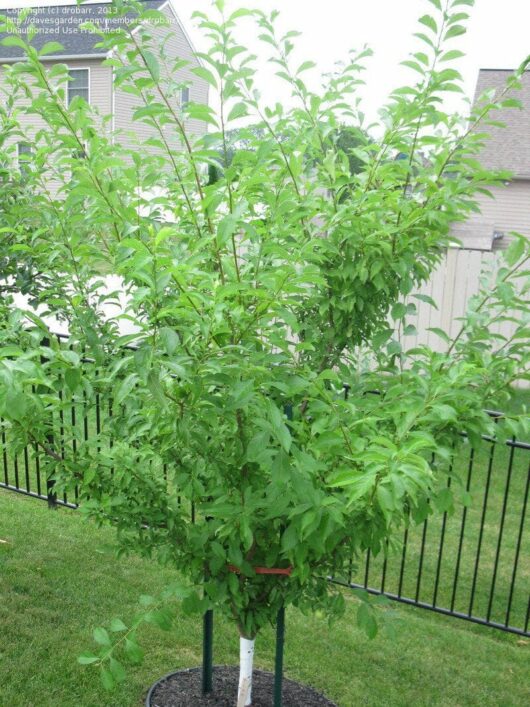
[146,666,338,706]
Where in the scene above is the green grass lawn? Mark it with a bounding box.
[1,492,529,707]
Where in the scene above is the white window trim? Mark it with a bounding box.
[66,66,91,106]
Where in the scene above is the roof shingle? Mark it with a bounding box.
[0,1,166,59]
[473,69,530,179]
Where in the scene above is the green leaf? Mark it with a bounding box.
[192,65,218,88]
[357,602,378,639]
[418,15,437,33]
[505,236,525,266]
[93,627,111,646]
[115,374,139,405]
[413,294,438,309]
[281,523,298,552]
[109,618,127,632]
[444,24,466,40]
[427,327,451,344]
[100,665,116,691]
[217,214,238,245]
[185,103,219,127]
[227,103,248,121]
[1,36,26,49]
[297,60,316,74]
[401,60,424,75]
[0,346,24,358]
[39,41,64,56]
[155,226,177,246]
[124,636,144,664]
[109,657,127,683]
[143,50,160,82]
[391,302,407,320]
[5,390,27,421]
[77,652,100,665]
[440,49,465,62]
[159,328,180,356]
[432,404,457,421]
[65,368,81,393]
[146,609,173,630]
[500,98,523,109]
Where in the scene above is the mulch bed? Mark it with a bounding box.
[146,666,338,706]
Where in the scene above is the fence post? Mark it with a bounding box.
[274,607,285,707]
[202,609,214,694]
[272,403,293,706]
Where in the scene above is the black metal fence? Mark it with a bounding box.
[1,372,529,638]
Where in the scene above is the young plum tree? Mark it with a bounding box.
[0,0,529,703]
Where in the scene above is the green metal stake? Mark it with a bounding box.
[202,609,214,694]
[273,403,291,707]
[273,607,285,707]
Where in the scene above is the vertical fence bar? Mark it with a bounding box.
[95,390,101,444]
[23,447,30,492]
[380,544,388,594]
[505,460,530,627]
[14,453,19,489]
[34,442,42,497]
[486,441,516,622]
[451,447,474,611]
[202,610,214,695]
[468,431,497,616]
[71,400,79,504]
[364,549,371,589]
[397,528,409,598]
[433,476,452,607]
[58,389,67,504]
[274,607,285,707]
[41,337,57,509]
[415,518,428,603]
[2,429,8,487]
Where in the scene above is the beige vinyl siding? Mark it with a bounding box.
[113,4,208,154]
[0,58,112,139]
[451,180,530,251]
[401,247,528,387]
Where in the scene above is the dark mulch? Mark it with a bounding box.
[146,666,338,706]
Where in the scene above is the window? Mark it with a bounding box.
[18,142,32,175]
[67,69,89,106]
[180,87,190,109]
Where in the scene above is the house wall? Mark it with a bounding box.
[0,57,112,192]
[113,3,208,153]
[0,57,113,140]
[452,180,530,251]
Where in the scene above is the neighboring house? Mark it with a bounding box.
[0,0,208,165]
[452,68,530,252]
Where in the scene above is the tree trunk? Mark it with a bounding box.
[237,636,255,707]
